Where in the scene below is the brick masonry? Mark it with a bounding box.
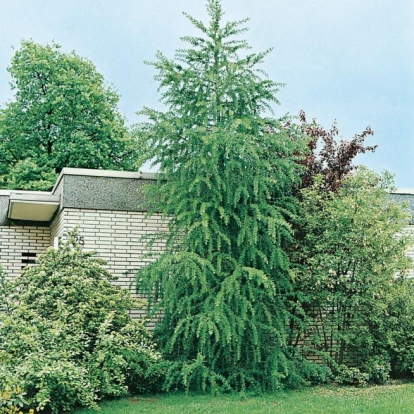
[1,169,413,333]
[50,208,167,323]
[0,225,50,278]
[0,207,167,326]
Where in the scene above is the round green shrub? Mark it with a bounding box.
[0,231,162,413]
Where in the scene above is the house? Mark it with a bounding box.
[1,168,413,316]
[0,168,167,321]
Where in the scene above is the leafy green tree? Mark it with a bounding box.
[289,168,413,375]
[136,0,306,391]
[0,40,136,190]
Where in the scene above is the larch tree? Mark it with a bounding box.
[0,40,137,190]
[136,0,307,391]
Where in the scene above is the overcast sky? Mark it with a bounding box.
[0,0,413,188]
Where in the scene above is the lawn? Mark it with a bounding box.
[74,382,414,414]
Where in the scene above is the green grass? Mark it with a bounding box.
[74,382,414,414]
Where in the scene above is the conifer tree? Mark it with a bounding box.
[136,0,306,391]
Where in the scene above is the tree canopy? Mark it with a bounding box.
[0,40,136,190]
[295,110,376,193]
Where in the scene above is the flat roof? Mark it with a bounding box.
[1,167,413,224]
[393,189,414,195]
[52,168,157,193]
[1,168,157,224]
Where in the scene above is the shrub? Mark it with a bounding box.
[362,356,391,385]
[0,231,162,413]
[335,366,369,387]
[334,357,391,387]
[378,278,414,378]
[0,366,28,414]
[294,358,333,386]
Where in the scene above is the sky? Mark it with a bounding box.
[0,0,413,188]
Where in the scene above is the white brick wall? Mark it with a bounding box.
[50,208,168,323]
[2,210,412,326]
[0,226,51,279]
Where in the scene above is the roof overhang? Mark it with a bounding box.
[8,192,60,222]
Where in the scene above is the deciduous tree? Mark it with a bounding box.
[0,40,136,190]
[290,168,413,375]
[294,110,376,193]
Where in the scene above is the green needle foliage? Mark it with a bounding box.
[0,40,137,190]
[136,0,306,392]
